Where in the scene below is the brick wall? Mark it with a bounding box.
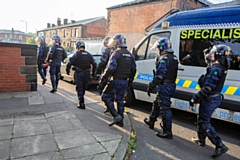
[107,0,206,50]
[0,43,37,92]
[84,18,107,38]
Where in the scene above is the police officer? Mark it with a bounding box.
[37,36,49,85]
[97,34,124,114]
[189,44,231,158]
[47,35,67,93]
[66,40,96,109]
[144,37,178,139]
[96,36,112,78]
[99,35,136,127]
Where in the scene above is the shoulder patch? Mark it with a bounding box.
[213,71,218,75]
[160,59,166,63]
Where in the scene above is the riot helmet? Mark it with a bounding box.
[203,48,214,65]
[52,35,61,44]
[210,44,232,68]
[75,40,85,49]
[37,36,45,44]
[108,34,126,48]
[156,37,173,55]
[103,36,111,47]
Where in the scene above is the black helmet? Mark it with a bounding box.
[103,36,111,47]
[76,40,85,49]
[113,34,126,48]
[210,44,232,68]
[37,36,45,43]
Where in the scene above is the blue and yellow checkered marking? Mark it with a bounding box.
[135,72,240,96]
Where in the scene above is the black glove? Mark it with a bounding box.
[66,69,70,75]
[97,84,104,95]
[189,93,201,107]
[147,81,156,97]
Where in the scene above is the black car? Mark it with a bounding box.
[60,52,101,87]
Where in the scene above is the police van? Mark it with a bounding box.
[126,5,240,125]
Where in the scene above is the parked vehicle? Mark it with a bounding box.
[126,5,240,125]
[60,52,101,87]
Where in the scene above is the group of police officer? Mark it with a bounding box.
[37,34,231,158]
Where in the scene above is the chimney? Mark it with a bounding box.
[57,18,61,26]
[71,20,75,23]
[47,23,51,28]
[63,18,68,25]
[52,24,56,27]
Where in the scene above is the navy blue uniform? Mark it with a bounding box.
[197,63,227,147]
[149,53,178,131]
[102,48,136,118]
[49,45,67,91]
[96,47,112,75]
[37,43,49,80]
[68,50,96,105]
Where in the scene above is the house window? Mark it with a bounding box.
[50,32,52,37]
[19,35,22,40]
[64,30,67,38]
[5,34,7,38]
[71,29,73,37]
[75,29,78,37]
[10,34,12,38]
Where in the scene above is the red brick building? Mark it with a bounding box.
[0,29,27,43]
[107,0,211,50]
[37,17,107,50]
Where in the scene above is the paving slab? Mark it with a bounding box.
[15,152,64,160]
[45,110,76,119]
[61,143,106,159]
[54,129,97,150]
[93,153,111,160]
[0,93,13,99]
[0,119,13,127]
[0,125,12,140]
[42,93,63,104]
[11,134,58,159]
[13,119,52,138]
[13,92,40,98]
[0,140,10,160]
[101,139,121,156]
[91,131,122,142]
[68,155,94,160]
[28,96,44,105]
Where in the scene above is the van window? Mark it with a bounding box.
[180,28,240,70]
[135,32,171,60]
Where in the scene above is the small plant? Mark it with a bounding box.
[124,131,137,160]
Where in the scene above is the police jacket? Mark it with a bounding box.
[156,53,178,83]
[108,48,136,80]
[70,50,96,72]
[203,63,227,94]
[96,47,112,75]
[38,43,49,60]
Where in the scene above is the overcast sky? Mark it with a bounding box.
[0,0,233,33]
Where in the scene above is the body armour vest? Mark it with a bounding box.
[211,63,227,93]
[52,45,64,62]
[163,53,179,83]
[74,51,92,71]
[113,49,132,79]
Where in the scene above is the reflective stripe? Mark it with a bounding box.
[134,72,240,96]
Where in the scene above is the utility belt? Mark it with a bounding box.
[113,77,128,80]
[163,79,175,84]
[209,92,224,99]
[75,67,90,73]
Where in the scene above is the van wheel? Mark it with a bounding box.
[124,86,136,106]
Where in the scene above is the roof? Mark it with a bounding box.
[107,0,212,10]
[152,5,240,31]
[38,16,105,32]
[0,29,25,34]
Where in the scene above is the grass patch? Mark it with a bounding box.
[124,130,137,160]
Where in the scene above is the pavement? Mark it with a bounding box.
[0,83,131,160]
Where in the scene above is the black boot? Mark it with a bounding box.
[156,130,173,139]
[212,143,228,158]
[50,84,57,93]
[144,118,155,129]
[116,119,124,127]
[77,101,85,109]
[42,79,47,85]
[109,114,123,126]
[104,108,109,113]
[192,131,206,147]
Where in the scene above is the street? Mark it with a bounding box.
[58,79,240,160]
